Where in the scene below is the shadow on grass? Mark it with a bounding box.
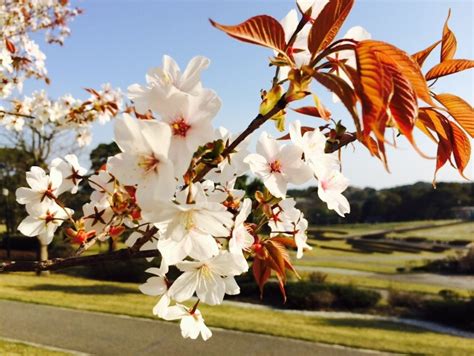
[20,283,137,295]
[314,317,428,334]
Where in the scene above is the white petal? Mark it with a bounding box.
[139,276,167,296]
[180,315,200,339]
[18,216,44,237]
[196,271,225,305]
[223,276,240,295]
[263,173,287,198]
[168,271,199,302]
[179,56,210,93]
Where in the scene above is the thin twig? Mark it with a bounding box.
[193,95,288,183]
[0,248,160,273]
[0,110,35,119]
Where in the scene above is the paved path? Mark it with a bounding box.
[298,266,474,290]
[0,300,387,356]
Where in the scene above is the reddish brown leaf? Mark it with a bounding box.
[265,240,287,279]
[415,111,438,143]
[292,106,330,120]
[384,62,420,152]
[411,40,441,67]
[308,0,355,55]
[354,42,392,141]
[84,87,100,97]
[434,93,474,138]
[312,71,360,132]
[425,59,474,80]
[449,121,471,179]
[441,9,457,62]
[360,40,434,105]
[5,39,15,54]
[422,108,451,140]
[361,136,381,159]
[417,109,468,182]
[210,15,286,54]
[270,236,297,249]
[252,257,271,299]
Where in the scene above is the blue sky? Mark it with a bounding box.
[25,0,473,188]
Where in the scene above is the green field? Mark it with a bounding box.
[0,273,473,355]
[294,238,452,274]
[307,220,459,238]
[388,222,474,242]
[299,220,471,274]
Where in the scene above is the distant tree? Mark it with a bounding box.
[89,142,120,172]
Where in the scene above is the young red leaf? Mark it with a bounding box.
[210,15,286,54]
[269,236,297,249]
[354,42,392,141]
[312,71,359,132]
[411,40,441,67]
[359,40,434,105]
[449,121,471,179]
[425,59,474,80]
[252,257,271,299]
[418,109,457,182]
[308,0,355,56]
[441,9,457,62]
[434,93,474,138]
[5,39,16,53]
[292,106,331,120]
[384,62,421,154]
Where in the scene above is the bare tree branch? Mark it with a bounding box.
[0,248,160,272]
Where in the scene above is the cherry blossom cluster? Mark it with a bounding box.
[0,0,80,97]
[1,84,123,146]
[15,50,351,339]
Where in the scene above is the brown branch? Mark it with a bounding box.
[0,226,159,273]
[193,95,288,183]
[0,110,35,119]
[129,226,159,253]
[0,248,160,273]
[325,132,358,153]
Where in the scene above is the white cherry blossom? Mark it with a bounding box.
[50,154,87,194]
[168,251,247,305]
[289,120,338,175]
[128,55,211,114]
[244,132,312,198]
[315,166,351,217]
[229,198,254,254]
[157,91,221,175]
[107,114,176,203]
[139,267,170,318]
[163,305,212,341]
[16,166,63,207]
[18,202,72,245]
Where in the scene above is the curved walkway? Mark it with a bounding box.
[298,266,474,290]
[0,300,389,356]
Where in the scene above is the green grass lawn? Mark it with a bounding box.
[388,222,474,242]
[0,339,67,355]
[307,220,459,238]
[319,272,471,297]
[0,273,473,355]
[293,239,449,274]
